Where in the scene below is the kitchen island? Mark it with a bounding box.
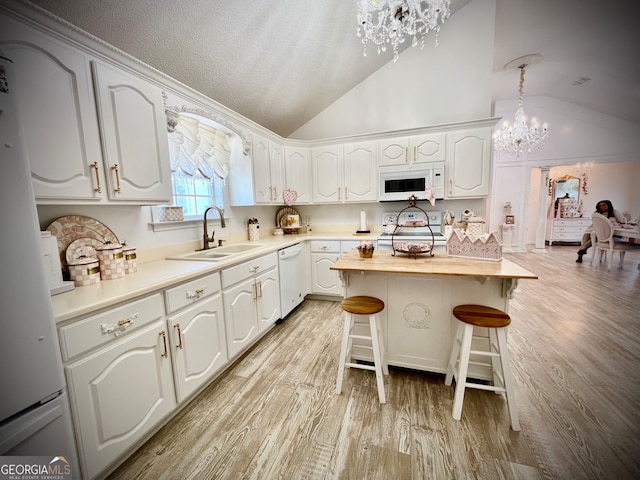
[330,250,538,377]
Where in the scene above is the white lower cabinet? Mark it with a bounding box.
[165,273,228,404]
[60,294,175,479]
[222,253,280,359]
[310,241,342,296]
[309,240,367,296]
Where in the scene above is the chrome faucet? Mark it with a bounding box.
[202,206,226,250]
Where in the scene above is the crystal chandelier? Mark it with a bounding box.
[493,57,549,157]
[356,0,451,62]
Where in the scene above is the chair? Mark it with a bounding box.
[590,212,640,269]
[336,296,389,403]
[445,304,520,431]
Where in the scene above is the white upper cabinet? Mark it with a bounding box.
[283,145,312,204]
[0,14,104,203]
[0,12,172,204]
[445,126,492,198]
[252,133,285,204]
[312,141,377,203]
[343,141,378,202]
[92,60,172,203]
[312,145,342,203]
[378,133,446,166]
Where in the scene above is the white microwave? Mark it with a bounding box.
[378,162,445,202]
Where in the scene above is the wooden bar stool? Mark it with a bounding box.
[336,296,389,404]
[444,304,520,431]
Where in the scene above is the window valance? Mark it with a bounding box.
[168,115,231,180]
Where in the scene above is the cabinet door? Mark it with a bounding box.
[252,133,272,203]
[223,279,259,358]
[343,141,377,202]
[310,253,342,295]
[252,134,283,204]
[412,132,446,164]
[312,146,342,203]
[446,127,492,198]
[378,137,410,166]
[270,142,285,204]
[65,321,176,479]
[168,294,228,403]
[283,146,312,204]
[92,61,172,203]
[0,15,104,202]
[256,269,281,332]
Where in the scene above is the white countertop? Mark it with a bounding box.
[51,232,379,324]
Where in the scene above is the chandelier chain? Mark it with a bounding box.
[493,62,549,157]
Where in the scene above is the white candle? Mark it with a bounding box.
[360,210,367,231]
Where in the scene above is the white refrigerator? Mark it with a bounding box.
[0,53,79,476]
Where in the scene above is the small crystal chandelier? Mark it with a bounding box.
[493,55,549,157]
[356,0,451,62]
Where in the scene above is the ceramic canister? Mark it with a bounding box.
[68,255,101,287]
[95,240,125,280]
[249,223,260,241]
[122,244,138,274]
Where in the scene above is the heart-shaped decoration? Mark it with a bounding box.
[282,188,298,206]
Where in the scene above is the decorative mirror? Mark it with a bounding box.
[550,175,581,218]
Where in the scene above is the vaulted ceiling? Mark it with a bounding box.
[25,0,640,138]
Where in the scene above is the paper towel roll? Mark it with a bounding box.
[360,210,367,231]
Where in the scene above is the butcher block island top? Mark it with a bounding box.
[331,249,538,280]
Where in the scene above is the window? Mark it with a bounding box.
[171,172,225,218]
[167,113,233,220]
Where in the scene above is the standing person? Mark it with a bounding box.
[576,200,625,262]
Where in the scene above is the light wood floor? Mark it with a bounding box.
[107,245,640,480]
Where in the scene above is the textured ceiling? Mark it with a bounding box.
[23,0,640,137]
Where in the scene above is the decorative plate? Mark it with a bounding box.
[275,206,302,233]
[65,237,104,264]
[46,215,119,273]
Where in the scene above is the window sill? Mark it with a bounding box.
[150,219,202,232]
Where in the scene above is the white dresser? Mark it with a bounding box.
[546,218,592,245]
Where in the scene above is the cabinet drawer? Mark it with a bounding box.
[165,272,221,314]
[552,232,582,240]
[554,220,590,227]
[222,252,277,289]
[58,294,164,361]
[310,240,340,253]
[553,226,587,234]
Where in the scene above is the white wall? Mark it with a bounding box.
[491,95,640,251]
[289,0,496,140]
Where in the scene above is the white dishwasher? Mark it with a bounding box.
[278,243,305,318]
